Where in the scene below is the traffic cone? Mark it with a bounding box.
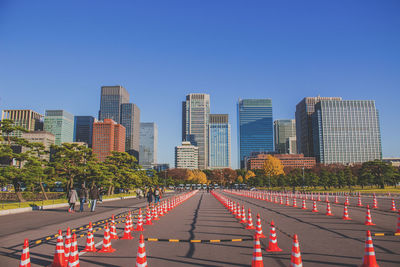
[64,228,72,265]
[396,209,400,233]
[326,201,333,216]
[67,234,79,267]
[285,196,290,206]
[110,222,119,240]
[145,207,153,225]
[312,201,318,212]
[158,204,164,216]
[82,229,97,252]
[19,239,31,267]
[345,196,349,206]
[390,199,396,211]
[357,195,363,207]
[365,205,376,226]
[153,205,159,221]
[136,234,148,267]
[301,199,307,210]
[255,214,266,238]
[342,204,352,220]
[251,235,264,267]
[334,195,339,204]
[361,230,379,267]
[290,234,302,267]
[372,195,378,209]
[98,223,116,253]
[246,209,255,229]
[240,206,247,223]
[135,208,144,231]
[293,198,297,208]
[50,230,65,267]
[121,216,134,239]
[236,204,241,219]
[266,220,282,252]
[88,222,93,232]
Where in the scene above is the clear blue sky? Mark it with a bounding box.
[1,0,399,168]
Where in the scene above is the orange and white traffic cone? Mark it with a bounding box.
[326,201,333,216]
[285,196,290,206]
[236,204,241,219]
[312,201,318,212]
[290,234,302,267]
[255,214,266,238]
[19,239,31,267]
[152,205,159,221]
[158,204,164,216]
[251,235,264,267]
[361,230,379,267]
[345,196,349,206]
[145,207,153,225]
[396,209,400,233]
[357,195,363,207]
[50,230,65,267]
[64,228,72,266]
[342,204,352,220]
[136,234,147,267]
[365,205,376,226]
[334,195,339,204]
[135,208,144,231]
[98,223,116,253]
[82,229,97,252]
[372,195,378,209]
[246,209,255,229]
[293,198,297,208]
[121,216,134,240]
[110,222,119,240]
[301,199,307,210]
[88,222,93,232]
[390,199,396,211]
[240,206,247,223]
[266,220,282,252]
[67,234,79,267]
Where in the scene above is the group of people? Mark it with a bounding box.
[145,186,163,204]
[67,184,105,213]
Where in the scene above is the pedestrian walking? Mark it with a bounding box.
[147,188,153,204]
[154,186,161,204]
[89,185,100,212]
[68,188,78,213]
[99,186,104,203]
[78,184,88,212]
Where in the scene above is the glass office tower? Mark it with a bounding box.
[274,119,296,154]
[139,122,158,168]
[120,103,140,158]
[74,116,95,147]
[99,85,129,123]
[44,110,74,145]
[237,99,274,169]
[208,114,231,169]
[312,100,382,164]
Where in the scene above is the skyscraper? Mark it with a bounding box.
[175,141,199,169]
[295,97,342,157]
[44,110,74,145]
[74,116,95,147]
[120,103,140,158]
[208,114,231,169]
[182,93,210,169]
[274,119,296,154]
[139,122,158,168]
[312,99,382,164]
[237,99,274,169]
[99,86,129,123]
[1,109,43,137]
[92,119,126,162]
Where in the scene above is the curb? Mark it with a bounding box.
[0,196,136,216]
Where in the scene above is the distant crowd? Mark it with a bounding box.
[67,184,105,213]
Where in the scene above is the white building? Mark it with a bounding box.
[175,141,199,169]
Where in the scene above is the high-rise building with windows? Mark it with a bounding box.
[295,97,342,157]
[120,103,140,158]
[92,119,126,162]
[139,122,158,168]
[99,86,129,123]
[312,99,382,164]
[22,131,55,161]
[44,110,74,145]
[1,109,43,137]
[182,93,210,169]
[74,116,95,147]
[274,119,296,154]
[208,114,231,169]
[175,141,199,169]
[237,99,274,169]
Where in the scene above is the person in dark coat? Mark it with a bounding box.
[89,186,100,212]
[78,184,88,212]
[147,188,153,204]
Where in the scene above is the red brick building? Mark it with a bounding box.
[247,153,316,170]
[92,119,126,162]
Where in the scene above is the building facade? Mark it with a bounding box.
[208,114,231,169]
[74,116,95,147]
[175,141,199,169]
[21,131,55,161]
[247,153,316,170]
[139,122,158,168]
[312,99,382,164]
[274,119,296,154]
[237,99,274,169]
[120,103,140,157]
[44,110,74,145]
[92,119,126,162]
[295,97,342,157]
[1,109,43,137]
[99,85,129,123]
[182,93,210,169]
[286,136,297,155]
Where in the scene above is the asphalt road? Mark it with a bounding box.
[0,190,399,266]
